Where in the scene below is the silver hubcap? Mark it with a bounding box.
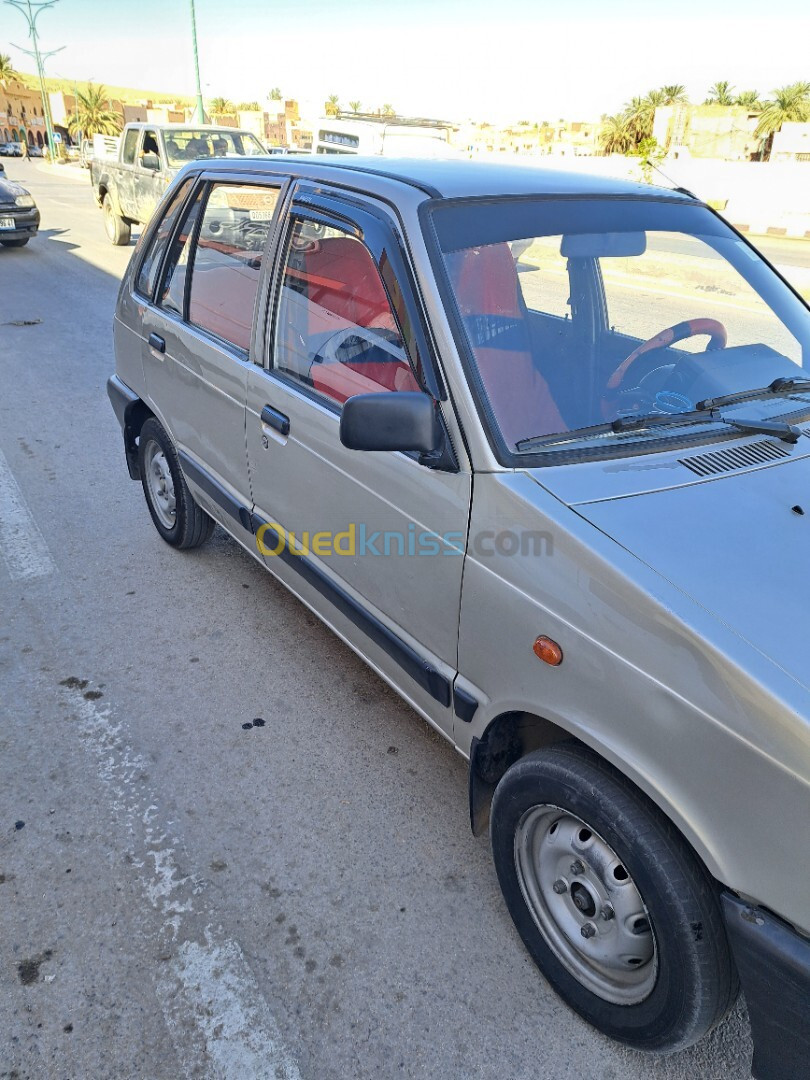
[143,440,176,529]
[514,805,657,1004]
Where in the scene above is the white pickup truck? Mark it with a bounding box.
[90,122,268,244]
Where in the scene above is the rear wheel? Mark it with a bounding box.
[490,743,738,1052]
[102,193,131,246]
[138,418,214,549]
[1,238,29,248]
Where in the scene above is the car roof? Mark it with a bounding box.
[193,154,692,202]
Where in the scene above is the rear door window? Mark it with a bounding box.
[187,183,281,352]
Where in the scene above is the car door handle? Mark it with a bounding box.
[148,332,165,353]
[261,404,290,437]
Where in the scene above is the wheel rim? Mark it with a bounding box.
[143,439,176,529]
[514,805,657,1005]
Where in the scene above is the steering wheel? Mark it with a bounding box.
[313,326,406,367]
[606,318,728,394]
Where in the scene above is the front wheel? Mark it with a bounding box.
[490,743,738,1053]
[138,418,214,549]
[102,193,131,246]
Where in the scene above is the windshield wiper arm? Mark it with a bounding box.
[613,411,801,443]
[517,408,801,450]
[696,376,810,412]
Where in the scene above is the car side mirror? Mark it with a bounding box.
[141,152,160,171]
[340,392,443,455]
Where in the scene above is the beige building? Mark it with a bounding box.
[451,118,598,157]
[1,77,49,146]
[653,104,761,161]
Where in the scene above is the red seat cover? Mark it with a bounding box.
[296,235,419,401]
[449,244,565,447]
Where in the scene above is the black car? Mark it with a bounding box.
[0,177,40,247]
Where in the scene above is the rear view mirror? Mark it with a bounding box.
[340,392,442,454]
[141,152,160,172]
[561,232,646,258]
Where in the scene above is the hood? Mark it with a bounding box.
[574,453,810,692]
[0,178,28,203]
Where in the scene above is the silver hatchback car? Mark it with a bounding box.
[109,158,810,1078]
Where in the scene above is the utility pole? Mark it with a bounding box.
[189,0,205,124]
[6,0,63,158]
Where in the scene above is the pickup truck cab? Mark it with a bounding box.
[91,122,268,245]
[108,157,810,1078]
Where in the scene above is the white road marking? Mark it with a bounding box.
[0,449,56,580]
[162,936,301,1080]
[69,691,301,1079]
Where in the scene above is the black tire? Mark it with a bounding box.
[102,193,131,246]
[490,743,738,1053]
[1,238,29,248]
[138,417,214,550]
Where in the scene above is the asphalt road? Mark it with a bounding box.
[3,159,800,1080]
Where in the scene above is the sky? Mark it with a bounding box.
[3,0,809,123]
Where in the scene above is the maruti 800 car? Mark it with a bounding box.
[108,157,810,1079]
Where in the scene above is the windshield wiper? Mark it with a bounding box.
[696,376,810,412]
[517,408,801,450]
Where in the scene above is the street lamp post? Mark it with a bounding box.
[189,0,205,124]
[6,0,62,158]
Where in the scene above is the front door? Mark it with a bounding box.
[245,192,471,735]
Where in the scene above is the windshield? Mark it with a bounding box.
[163,129,267,167]
[428,197,810,459]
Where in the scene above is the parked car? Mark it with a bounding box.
[0,142,23,157]
[28,144,43,158]
[0,176,40,246]
[90,122,268,245]
[108,157,810,1080]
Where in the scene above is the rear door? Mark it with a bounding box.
[245,188,471,734]
[137,171,287,541]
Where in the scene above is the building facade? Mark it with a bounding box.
[1,77,48,146]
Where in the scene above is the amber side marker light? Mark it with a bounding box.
[533,636,563,666]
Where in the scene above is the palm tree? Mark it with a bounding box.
[326,93,340,116]
[268,87,282,101]
[735,90,762,111]
[755,82,810,158]
[600,113,635,154]
[705,81,735,106]
[238,101,261,111]
[349,99,361,113]
[0,53,20,86]
[210,96,234,114]
[382,103,395,117]
[68,83,122,138]
[660,84,688,105]
[624,96,655,143]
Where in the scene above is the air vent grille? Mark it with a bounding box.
[679,440,790,477]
